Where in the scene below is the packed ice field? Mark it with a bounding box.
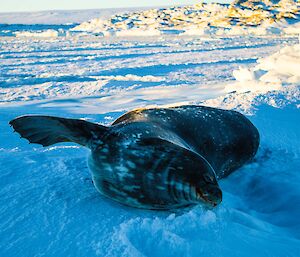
[1,13,300,257]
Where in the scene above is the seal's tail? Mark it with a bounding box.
[9,115,108,147]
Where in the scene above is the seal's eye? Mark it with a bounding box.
[203,174,215,184]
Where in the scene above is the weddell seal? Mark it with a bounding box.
[10,105,259,210]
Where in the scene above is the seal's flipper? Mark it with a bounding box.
[9,115,108,147]
[136,137,216,177]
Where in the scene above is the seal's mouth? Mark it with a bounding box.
[196,187,222,207]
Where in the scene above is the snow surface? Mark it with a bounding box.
[1,2,299,39]
[1,20,300,257]
[72,1,300,37]
[14,29,59,38]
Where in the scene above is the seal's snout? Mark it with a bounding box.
[208,186,222,207]
[196,185,222,207]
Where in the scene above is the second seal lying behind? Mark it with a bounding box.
[10,105,259,210]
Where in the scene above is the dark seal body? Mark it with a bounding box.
[112,105,259,179]
[10,105,259,210]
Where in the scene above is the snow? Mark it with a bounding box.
[71,1,300,37]
[1,2,299,38]
[14,29,59,38]
[1,4,300,257]
[229,38,300,93]
[114,29,161,37]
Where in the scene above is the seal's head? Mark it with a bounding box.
[193,172,222,207]
[137,137,223,208]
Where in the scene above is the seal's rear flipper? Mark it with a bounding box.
[9,115,108,147]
